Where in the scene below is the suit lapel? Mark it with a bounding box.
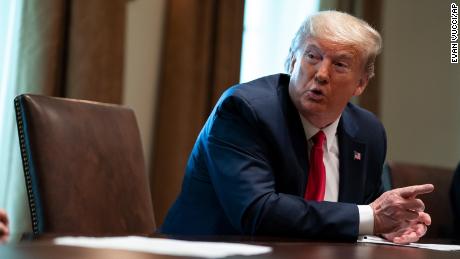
[337,106,367,204]
[277,75,309,195]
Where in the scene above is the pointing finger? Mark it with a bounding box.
[397,184,434,198]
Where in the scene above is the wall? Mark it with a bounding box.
[381,0,460,168]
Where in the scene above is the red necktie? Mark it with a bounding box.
[304,130,326,201]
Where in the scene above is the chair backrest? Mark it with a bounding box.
[14,94,155,236]
[386,161,454,239]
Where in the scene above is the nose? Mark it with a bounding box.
[314,60,330,85]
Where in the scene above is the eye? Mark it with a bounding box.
[304,51,320,63]
[335,62,348,68]
[334,61,350,72]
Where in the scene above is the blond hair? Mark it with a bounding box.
[285,10,382,78]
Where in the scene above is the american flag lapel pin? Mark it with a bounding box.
[353,151,361,161]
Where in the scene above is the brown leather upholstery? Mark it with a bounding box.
[14,94,155,236]
[387,161,454,239]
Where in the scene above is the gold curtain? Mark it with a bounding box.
[18,0,127,102]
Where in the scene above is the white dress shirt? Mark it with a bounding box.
[299,115,374,235]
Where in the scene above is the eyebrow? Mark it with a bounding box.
[334,53,354,61]
[304,44,356,61]
[304,44,320,53]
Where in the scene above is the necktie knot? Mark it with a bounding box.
[312,130,326,147]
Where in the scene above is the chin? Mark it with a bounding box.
[300,99,325,112]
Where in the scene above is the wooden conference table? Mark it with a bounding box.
[1,235,459,259]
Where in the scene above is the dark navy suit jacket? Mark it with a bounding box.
[161,74,386,240]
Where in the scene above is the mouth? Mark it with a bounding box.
[305,88,325,101]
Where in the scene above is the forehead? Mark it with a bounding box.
[303,37,361,60]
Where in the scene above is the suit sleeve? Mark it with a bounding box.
[203,94,359,241]
[363,118,387,204]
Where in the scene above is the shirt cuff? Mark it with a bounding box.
[357,205,374,235]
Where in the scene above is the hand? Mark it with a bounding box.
[369,184,434,244]
[0,209,9,243]
[382,211,431,244]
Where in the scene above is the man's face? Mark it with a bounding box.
[288,37,369,127]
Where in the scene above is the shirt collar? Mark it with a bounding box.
[299,114,341,152]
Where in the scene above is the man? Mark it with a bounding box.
[0,209,8,243]
[161,10,433,244]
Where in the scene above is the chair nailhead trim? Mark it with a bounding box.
[15,98,39,235]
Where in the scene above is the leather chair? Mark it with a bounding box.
[386,161,454,239]
[14,94,155,236]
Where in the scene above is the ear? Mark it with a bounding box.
[353,75,369,96]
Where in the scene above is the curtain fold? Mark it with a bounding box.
[65,0,127,103]
[16,0,68,96]
[356,0,383,118]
